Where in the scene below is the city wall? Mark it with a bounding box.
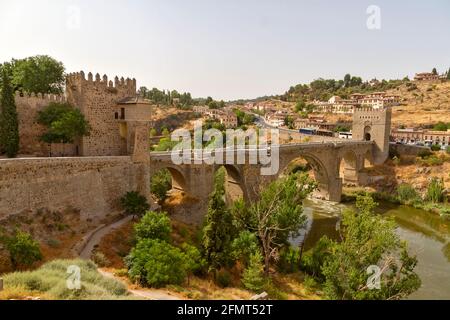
[0,156,149,222]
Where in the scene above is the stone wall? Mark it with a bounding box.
[0,156,149,222]
[15,92,66,156]
[389,142,431,156]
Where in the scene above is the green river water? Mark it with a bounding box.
[291,199,450,300]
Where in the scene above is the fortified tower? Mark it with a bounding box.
[65,71,137,156]
[352,107,392,164]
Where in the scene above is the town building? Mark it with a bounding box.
[414,72,440,81]
[391,127,450,146]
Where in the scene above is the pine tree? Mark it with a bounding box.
[0,64,19,157]
[447,68,450,80]
[242,251,266,292]
[202,167,235,273]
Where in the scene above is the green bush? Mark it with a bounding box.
[92,252,110,267]
[301,236,333,282]
[120,191,150,218]
[418,149,433,159]
[277,246,300,274]
[231,231,259,266]
[126,239,187,288]
[430,144,441,152]
[242,252,265,292]
[3,230,42,269]
[396,184,421,204]
[134,211,171,242]
[150,169,172,202]
[3,259,128,299]
[426,177,445,203]
[446,146,450,154]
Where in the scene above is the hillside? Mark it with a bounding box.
[387,81,450,127]
[246,80,450,127]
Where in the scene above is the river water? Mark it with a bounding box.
[291,199,450,300]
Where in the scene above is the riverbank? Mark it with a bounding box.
[342,186,450,217]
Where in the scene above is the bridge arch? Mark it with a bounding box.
[150,164,188,194]
[217,164,247,202]
[279,152,334,201]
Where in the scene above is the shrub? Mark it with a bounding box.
[301,236,333,282]
[430,144,441,152]
[126,239,187,288]
[231,231,259,266]
[446,146,450,154]
[120,191,150,218]
[396,184,421,204]
[418,149,432,159]
[4,230,42,269]
[426,177,445,203]
[216,269,232,288]
[134,211,171,242]
[92,251,110,267]
[150,169,172,202]
[242,252,265,292]
[277,246,300,274]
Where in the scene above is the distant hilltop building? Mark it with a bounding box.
[313,91,400,114]
[193,105,238,128]
[414,72,440,81]
[16,71,153,157]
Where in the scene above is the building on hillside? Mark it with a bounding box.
[218,111,238,128]
[313,91,400,114]
[391,128,450,146]
[414,72,440,81]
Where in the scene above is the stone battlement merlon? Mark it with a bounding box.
[354,107,392,113]
[66,71,136,94]
[15,91,66,103]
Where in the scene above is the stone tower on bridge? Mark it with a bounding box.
[352,106,392,165]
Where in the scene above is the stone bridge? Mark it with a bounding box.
[148,140,374,204]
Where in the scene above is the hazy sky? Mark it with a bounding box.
[1,0,449,100]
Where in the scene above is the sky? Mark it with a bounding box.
[0,0,449,100]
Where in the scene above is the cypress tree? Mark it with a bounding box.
[202,167,235,273]
[0,64,19,157]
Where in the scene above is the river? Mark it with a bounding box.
[291,199,450,300]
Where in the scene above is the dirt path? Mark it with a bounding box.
[78,216,185,300]
[98,269,183,300]
[79,215,133,260]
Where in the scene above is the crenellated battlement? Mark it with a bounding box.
[15,91,66,104]
[66,71,136,94]
[353,106,391,113]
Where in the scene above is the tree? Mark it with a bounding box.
[242,251,266,292]
[295,100,306,113]
[134,211,171,242]
[37,102,90,144]
[182,243,206,284]
[344,74,352,87]
[311,194,421,300]
[126,239,187,287]
[120,191,150,218]
[0,64,20,157]
[231,230,259,266]
[150,169,172,203]
[432,122,449,131]
[233,173,316,274]
[202,167,235,273]
[12,55,65,94]
[447,68,450,80]
[3,230,42,269]
[432,67,437,75]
